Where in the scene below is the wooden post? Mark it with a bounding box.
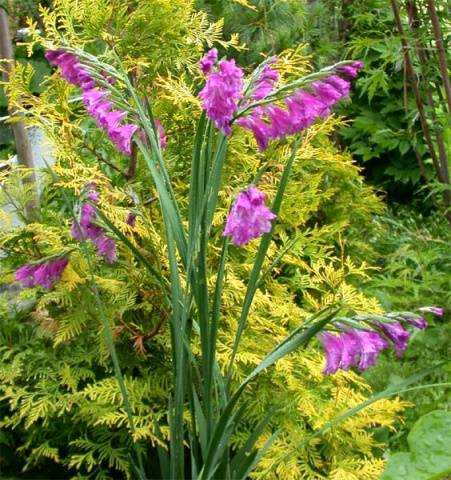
[0,5,39,219]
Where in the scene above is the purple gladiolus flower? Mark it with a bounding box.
[336,331,360,370]
[126,212,137,227]
[87,190,99,203]
[223,186,276,246]
[79,203,97,229]
[251,62,279,100]
[46,48,139,156]
[406,317,428,329]
[83,88,110,113]
[324,75,351,98]
[108,123,139,155]
[84,183,99,203]
[418,306,444,316]
[45,49,64,64]
[93,235,117,264]
[350,330,388,371]
[336,60,364,79]
[199,57,244,135]
[71,198,118,264]
[286,90,330,125]
[266,105,296,138]
[237,60,362,150]
[311,80,344,104]
[378,322,410,357]
[15,264,39,288]
[236,111,272,150]
[320,333,344,374]
[45,50,95,89]
[199,48,218,75]
[102,110,127,133]
[320,329,388,374]
[15,257,68,290]
[155,119,168,149]
[92,101,114,128]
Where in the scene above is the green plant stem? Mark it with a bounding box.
[44,163,146,478]
[226,138,302,385]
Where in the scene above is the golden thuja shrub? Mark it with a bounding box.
[0,1,409,477]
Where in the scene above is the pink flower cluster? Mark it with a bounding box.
[71,185,117,264]
[15,257,68,290]
[223,185,276,246]
[237,68,361,151]
[321,329,388,373]
[198,49,363,149]
[319,308,442,375]
[45,50,167,154]
[45,49,138,155]
[250,60,279,101]
[198,49,244,136]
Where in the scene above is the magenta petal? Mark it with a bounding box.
[15,264,39,288]
[378,322,410,357]
[311,80,343,106]
[80,203,96,228]
[319,328,388,375]
[352,330,388,371]
[71,221,83,241]
[199,58,244,135]
[93,235,117,264]
[325,75,351,98]
[251,63,279,100]
[92,101,114,127]
[126,212,137,227]
[45,49,64,64]
[320,333,343,374]
[83,88,110,111]
[108,123,139,155]
[418,306,444,317]
[407,317,428,329]
[199,48,218,75]
[236,113,272,151]
[223,186,276,246]
[16,257,68,290]
[155,119,168,149]
[102,110,127,133]
[338,331,360,370]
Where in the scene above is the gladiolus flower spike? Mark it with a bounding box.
[71,186,117,264]
[45,49,167,155]
[318,305,437,375]
[15,257,68,290]
[198,49,363,150]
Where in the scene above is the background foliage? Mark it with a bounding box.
[198,0,451,209]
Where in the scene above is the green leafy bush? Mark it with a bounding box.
[381,410,451,480]
[362,208,450,450]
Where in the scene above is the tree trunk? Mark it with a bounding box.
[390,0,451,223]
[338,0,355,42]
[406,0,449,185]
[425,0,451,113]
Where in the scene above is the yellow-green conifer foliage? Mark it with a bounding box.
[0,1,409,478]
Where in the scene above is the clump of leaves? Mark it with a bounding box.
[362,208,451,450]
[381,410,451,480]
